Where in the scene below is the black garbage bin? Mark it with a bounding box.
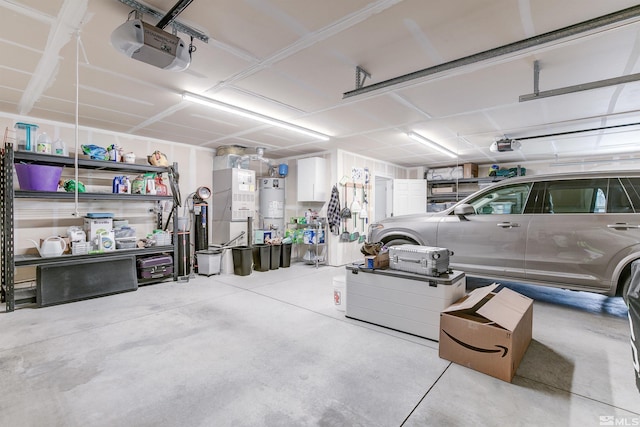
[252,244,270,271]
[270,244,282,270]
[628,260,640,393]
[280,243,292,268]
[232,246,252,276]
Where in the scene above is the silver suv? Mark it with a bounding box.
[368,171,640,298]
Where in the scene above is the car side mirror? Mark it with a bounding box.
[454,204,475,220]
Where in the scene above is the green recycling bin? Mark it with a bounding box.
[232,246,253,276]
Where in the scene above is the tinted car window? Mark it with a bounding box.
[607,178,634,213]
[467,184,531,215]
[621,178,640,212]
[541,178,608,214]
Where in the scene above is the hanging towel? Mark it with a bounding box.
[327,185,341,235]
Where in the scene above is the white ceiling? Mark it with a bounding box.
[2,0,640,167]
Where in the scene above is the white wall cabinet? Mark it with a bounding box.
[297,157,326,202]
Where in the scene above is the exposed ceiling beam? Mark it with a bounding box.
[17,0,88,115]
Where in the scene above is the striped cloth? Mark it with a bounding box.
[327,185,341,235]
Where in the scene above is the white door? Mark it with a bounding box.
[374,176,393,222]
[393,179,427,216]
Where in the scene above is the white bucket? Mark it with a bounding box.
[333,275,346,312]
[178,217,189,231]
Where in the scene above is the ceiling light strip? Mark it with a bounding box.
[407,132,457,158]
[182,92,330,141]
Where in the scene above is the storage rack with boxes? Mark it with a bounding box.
[1,147,179,312]
[426,163,504,212]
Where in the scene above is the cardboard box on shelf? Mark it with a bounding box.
[439,283,533,382]
[463,163,479,178]
[365,251,389,269]
[84,218,113,240]
[431,186,455,194]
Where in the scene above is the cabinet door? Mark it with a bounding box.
[297,157,327,202]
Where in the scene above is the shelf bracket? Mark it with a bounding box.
[355,66,371,90]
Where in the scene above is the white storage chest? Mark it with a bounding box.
[345,265,465,341]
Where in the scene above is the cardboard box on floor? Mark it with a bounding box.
[439,283,533,382]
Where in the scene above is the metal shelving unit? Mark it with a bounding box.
[1,146,179,311]
[427,177,505,203]
[288,221,327,268]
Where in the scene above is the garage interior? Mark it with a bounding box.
[1,0,640,425]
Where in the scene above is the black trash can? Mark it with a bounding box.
[270,244,282,270]
[628,260,640,393]
[252,244,270,271]
[280,243,292,268]
[232,246,253,276]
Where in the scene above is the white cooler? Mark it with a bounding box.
[345,265,465,341]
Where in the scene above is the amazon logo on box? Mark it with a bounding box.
[439,283,533,382]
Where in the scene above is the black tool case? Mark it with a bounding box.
[137,254,174,281]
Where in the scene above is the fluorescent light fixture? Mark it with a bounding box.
[407,132,457,158]
[182,92,330,141]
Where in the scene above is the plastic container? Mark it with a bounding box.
[15,163,63,191]
[153,231,172,246]
[115,237,137,249]
[53,139,67,156]
[196,249,222,276]
[269,244,281,270]
[232,246,252,276]
[280,242,292,268]
[14,122,38,152]
[333,275,346,312]
[252,244,270,271]
[71,241,89,255]
[36,132,52,154]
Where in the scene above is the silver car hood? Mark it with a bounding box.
[375,211,442,224]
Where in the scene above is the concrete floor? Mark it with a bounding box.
[1,263,639,426]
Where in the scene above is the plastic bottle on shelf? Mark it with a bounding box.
[53,138,67,156]
[36,132,52,154]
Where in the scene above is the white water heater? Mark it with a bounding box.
[260,177,285,236]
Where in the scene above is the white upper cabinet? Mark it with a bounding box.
[297,157,327,202]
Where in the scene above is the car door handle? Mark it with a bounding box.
[607,223,640,229]
[496,222,520,228]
